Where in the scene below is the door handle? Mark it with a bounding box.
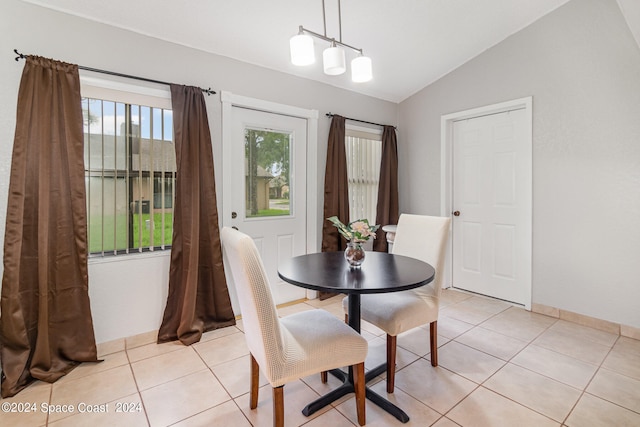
[453,211,461,217]
[232,226,239,230]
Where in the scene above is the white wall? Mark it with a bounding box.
[0,0,398,343]
[399,0,640,328]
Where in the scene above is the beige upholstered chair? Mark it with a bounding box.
[342,214,451,393]
[221,227,368,427]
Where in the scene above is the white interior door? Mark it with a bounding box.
[223,107,307,306]
[452,108,531,305]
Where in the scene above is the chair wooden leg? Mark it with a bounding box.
[320,371,328,383]
[353,362,366,426]
[345,313,349,324]
[273,386,284,427]
[430,321,438,367]
[250,354,259,409]
[386,334,397,393]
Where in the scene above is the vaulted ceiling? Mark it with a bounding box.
[22,0,640,103]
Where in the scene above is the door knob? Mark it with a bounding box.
[453,211,460,217]
[231,212,237,219]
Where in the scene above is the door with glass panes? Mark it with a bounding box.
[224,107,307,306]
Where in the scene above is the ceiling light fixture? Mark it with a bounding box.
[323,40,346,75]
[289,30,315,66]
[290,0,372,83]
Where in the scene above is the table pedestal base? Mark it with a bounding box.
[279,253,435,424]
[301,363,409,423]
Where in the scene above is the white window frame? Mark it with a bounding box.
[80,73,175,257]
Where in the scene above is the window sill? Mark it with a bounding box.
[88,250,171,265]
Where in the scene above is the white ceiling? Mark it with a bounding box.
[21,0,640,103]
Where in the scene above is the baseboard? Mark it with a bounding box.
[531,302,639,339]
[97,299,639,358]
[97,330,158,357]
[96,298,311,357]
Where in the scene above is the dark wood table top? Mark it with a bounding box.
[278,251,435,294]
[278,251,435,423]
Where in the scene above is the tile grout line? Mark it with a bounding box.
[189,337,254,427]
[561,333,640,423]
[397,304,567,425]
[476,313,595,420]
[441,324,564,425]
[45,381,52,427]
[124,345,152,427]
[32,292,639,426]
[472,310,637,425]
[559,333,617,426]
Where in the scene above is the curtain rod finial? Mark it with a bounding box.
[14,49,26,62]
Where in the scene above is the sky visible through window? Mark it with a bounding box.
[83,98,173,141]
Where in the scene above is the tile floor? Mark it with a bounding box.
[2,289,640,426]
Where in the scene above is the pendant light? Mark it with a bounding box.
[351,53,372,82]
[289,28,315,66]
[323,41,346,75]
[290,0,372,83]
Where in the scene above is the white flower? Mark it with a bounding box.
[327,216,380,243]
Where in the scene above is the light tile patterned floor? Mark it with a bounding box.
[2,289,640,426]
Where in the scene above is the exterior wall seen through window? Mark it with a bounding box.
[82,98,176,256]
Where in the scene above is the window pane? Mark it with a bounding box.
[152,175,175,210]
[132,176,152,249]
[83,97,175,256]
[346,134,382,223]
[153,108,163,141]
[87,176,103,253]
[115,177,128,250]
[101,176,118,252]
[82,98,90,166]
[102,101,116,170]
[88,99,103,172]
[244,128,291,218]
[164,110,173,141]
[163,175,174,246]
[115,103,126,170]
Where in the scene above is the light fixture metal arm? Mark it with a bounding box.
[298,26,363,55]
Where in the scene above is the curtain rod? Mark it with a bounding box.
[14,49,216,96]
[326,112,397,130]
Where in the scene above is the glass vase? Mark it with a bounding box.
[344,240,366,268]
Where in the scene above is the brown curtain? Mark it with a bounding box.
[1,56,98,398]
[158,85,235,346]
[321,115,350,253]
[373,125,399,252]
[319,115,349,299]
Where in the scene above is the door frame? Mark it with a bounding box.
[440,96,533,309]
[220,91,319,280]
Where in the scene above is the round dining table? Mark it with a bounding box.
[278,251,435,423]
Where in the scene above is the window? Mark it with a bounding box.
[82,87,175,256]
[345,127,382,223]
[244,127,291,218]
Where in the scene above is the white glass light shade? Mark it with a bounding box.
[351,55,373,82]
[323,46,346,75]
[290,34,315,66]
